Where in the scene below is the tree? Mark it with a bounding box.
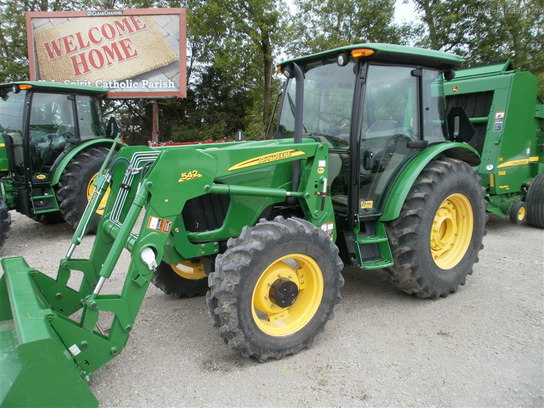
[413,0,544,94]
[189,0,289,138]
[0,0,86,82]
[290,0,411,55]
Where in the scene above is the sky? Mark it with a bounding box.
[393,0,419,24]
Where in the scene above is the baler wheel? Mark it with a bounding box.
[0,199,11,249]
[57,147,108,232]
[526,174,544,228]
[152,260,209,298]
[386,157,486,298]
[509,201,527,225]
[207,216,344,361]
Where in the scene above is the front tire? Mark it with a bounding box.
[57,147,108,232]
[386,157,486,298]
[0,200,11,250]
[207,216,344,361]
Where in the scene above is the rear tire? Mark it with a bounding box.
[386,157,486,298]
[207,216,344,361]
[57,147,108,232]
[152,260,209,298]
[0,200,11,250]
[31,212,64,225]
[526,174,544,228]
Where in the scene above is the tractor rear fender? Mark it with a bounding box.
[380,142,480,221]
[49,138,116,186]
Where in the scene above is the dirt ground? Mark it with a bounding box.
[1,211,543,407]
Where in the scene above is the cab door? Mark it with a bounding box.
[358,64,421,215]
[27,92,76,183]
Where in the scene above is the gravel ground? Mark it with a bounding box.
[1,212,543,407]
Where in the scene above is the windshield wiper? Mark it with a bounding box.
[286,92,308,134]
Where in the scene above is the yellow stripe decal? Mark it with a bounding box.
[228,149,306,171]
[497,156,539,168]
[0,143,5,148]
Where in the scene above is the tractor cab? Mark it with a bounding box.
[0,82,113,223]
[275,44,471,230]
[0,82,107,184]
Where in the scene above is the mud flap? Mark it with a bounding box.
[0,257,97,407]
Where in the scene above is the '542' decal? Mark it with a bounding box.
[178,170,203,182]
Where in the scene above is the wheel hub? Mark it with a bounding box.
[251,254,324,337]
[517,206,526,221]
[269,278,299,308]
[430,193,474,270]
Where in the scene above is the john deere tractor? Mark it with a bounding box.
[0,81,117,249]
[0,44,486,406]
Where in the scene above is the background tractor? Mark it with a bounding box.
[0,81,117,249]
[0,44,487,406]
[444,60,544,226]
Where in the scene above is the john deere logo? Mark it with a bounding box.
[451,86,459,93]
[228,149,306,171]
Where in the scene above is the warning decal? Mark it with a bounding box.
[147,216,172,233]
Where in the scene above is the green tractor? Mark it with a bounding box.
[0,44,487,406]
[444,60,544,226]
[0,81,117,248]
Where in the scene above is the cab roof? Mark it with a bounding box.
[0,81,109,96]
[279,43,464,71]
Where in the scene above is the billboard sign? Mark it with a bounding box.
[26,8,186,98]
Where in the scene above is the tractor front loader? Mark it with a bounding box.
[0,44,486,406]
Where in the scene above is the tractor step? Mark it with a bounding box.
[355,221,394,270]
[0,257,97,407]
[31,187,60,214]
[356,234,389,244]
[359,258,394,269]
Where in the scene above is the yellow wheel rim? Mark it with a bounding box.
[251,254,323,337]
[170,261,207,280]
[517,206,526,221]
[86,172,111,216]
[430,193,474,270]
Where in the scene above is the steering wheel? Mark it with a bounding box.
[383,133,412,154]
[318,111,350,128]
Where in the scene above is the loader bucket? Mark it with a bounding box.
[0,257,97,408]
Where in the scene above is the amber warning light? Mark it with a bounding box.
[351,48,375,58]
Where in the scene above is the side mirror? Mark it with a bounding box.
[361,148,373,171]
[447,107,474,143]
[106,116,119,139]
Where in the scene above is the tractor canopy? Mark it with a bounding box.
[0,81,109,96]
[278,43,464,71]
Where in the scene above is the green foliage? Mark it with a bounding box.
[290,0,411,54]
[414,0,544,95]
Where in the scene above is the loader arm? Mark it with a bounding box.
[0,138,333,406]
